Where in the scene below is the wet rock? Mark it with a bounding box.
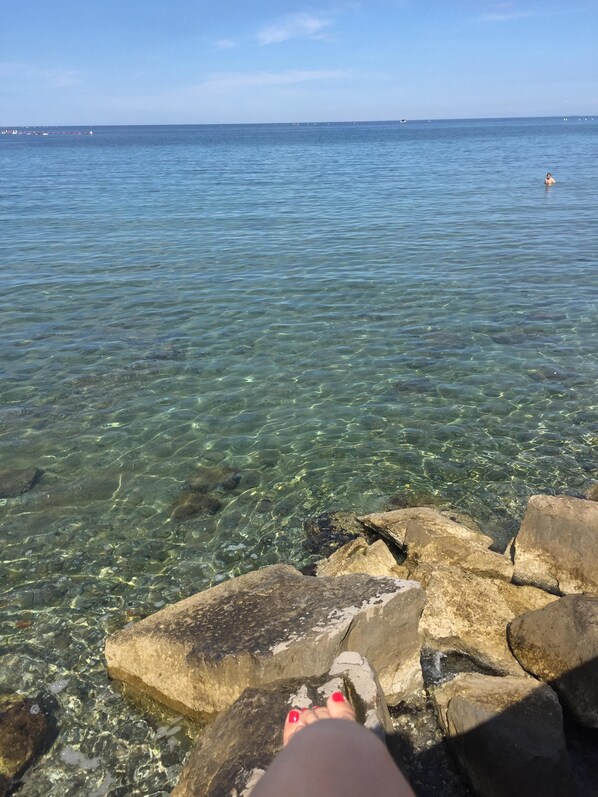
[0,468,43,499]
[0,695,55,796]
[170,652,392,797]
[412,562,557,676]
[421,649,500,688]
[508,595,598,728]
[586,482,598,502]
[187,467,240,493]
[512,494,598,594]
[315,538,407,579]
[105,564,425,718]
[403,520,513,582]
[388,695,472,797]
[359,507,492,551]
[432,673,573,797]
[303,511,366,556]
[170,492,223,521]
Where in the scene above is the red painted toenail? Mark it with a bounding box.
[331,691,345,702]
[288,710,300,723]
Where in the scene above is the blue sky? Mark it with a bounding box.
[1,1,597,124]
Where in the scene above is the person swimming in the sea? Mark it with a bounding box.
[545,172,556,185]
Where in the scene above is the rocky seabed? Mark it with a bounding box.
[2,489,598,797]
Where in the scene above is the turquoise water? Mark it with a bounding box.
[1,118,597,794]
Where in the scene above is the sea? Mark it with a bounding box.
[1,117,597,795]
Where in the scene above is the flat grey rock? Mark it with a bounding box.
[106,565,424,718]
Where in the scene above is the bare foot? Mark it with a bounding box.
[283,691,356,746]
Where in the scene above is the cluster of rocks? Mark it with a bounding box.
[99,491,598,797]
[3,487,597,795]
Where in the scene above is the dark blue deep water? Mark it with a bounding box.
[1,118,597,794]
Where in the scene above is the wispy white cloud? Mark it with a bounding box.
[480,9,536,22]
[213,38,236,50]
[256,13,333,45]
[199,69,346,90]
[0,61,82,87]
[478,2,579,22]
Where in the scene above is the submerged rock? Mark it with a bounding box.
[0,468,43,499]
[0,695,55,797]
[385,489,445,510]
[187,466,241,494]
[170,652,392,797]
[170,491,222,521]
[105,564,425,718]
[432,673,573,797]
[585,482,598,502]
[303,511,366,556]
[14,474,118,509]
[508,595,598,728]
[512,494,598,594]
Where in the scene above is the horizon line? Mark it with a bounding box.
[2,114,595,128]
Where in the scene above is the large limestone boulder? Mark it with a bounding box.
[433,673,573,797]
[403,520,513,582]
[105,565,424,718]
[359,507,493,550]
[315,538,407,578]
[508,594,598,728]
[413,562,556,676]
[512,494,598,594]
[170,652,392,797]
[0,695,54,797]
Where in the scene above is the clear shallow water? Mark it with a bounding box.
[1,118,597,794]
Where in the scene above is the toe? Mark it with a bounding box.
[283,709,306,746]
[326,691,357,721]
